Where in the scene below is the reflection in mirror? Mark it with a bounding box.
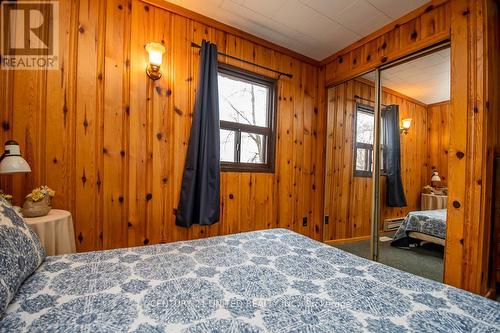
[376,46,450,282]
[323,70,377,260]
[322,46,451,284]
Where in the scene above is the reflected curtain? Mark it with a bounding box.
[382,105,407,207]
[175,40,220,227]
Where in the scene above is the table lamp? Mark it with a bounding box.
[0,140,31,174]
[431,171,441,188]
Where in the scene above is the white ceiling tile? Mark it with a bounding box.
[161,0,429,60]
[363,71,376,82]
[219,0,326,57]
[272,0,339,38]
[380,48,450,104]
[313,25,361,45]
[334,1,385,31]
[243,0,287,18]
[355,12,392,37]
[220,1,302,39]
[366,0,428,19]
[299,0,356,20]
[438,47,451,58]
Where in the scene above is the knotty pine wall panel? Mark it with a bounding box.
[323,79,428,242]
[427,101,450,186]
[444,0,500,294]
[0,0,324,252]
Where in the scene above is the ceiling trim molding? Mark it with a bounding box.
[319,0,449,66]
[142,0,321,66]
[427,100,451,107]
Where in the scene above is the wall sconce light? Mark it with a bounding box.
[145,42,166,80]
[400,118,412,135]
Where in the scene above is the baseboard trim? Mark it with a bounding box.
[324,235,371,245]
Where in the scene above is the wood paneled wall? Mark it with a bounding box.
[324,79,428,242]
[444,0,500,294]
[427,101,450,186]
[322,0,451,86]
[0,0,325,252]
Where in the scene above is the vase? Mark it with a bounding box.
[22,196,51,218]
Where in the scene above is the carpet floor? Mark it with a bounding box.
[334,238,444,282]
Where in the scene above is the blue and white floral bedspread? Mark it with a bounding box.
[1,228,499,332]
[392,209,447,246]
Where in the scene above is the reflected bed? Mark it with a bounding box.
[392,209,447,247]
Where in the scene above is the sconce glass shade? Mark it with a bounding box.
[146,42,165,66]
[0,140,31,174]
[401,118,412,129]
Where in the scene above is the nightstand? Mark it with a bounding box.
[24,209,76,256]
[421,193,448,210]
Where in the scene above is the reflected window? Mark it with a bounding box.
[354,103,385,177]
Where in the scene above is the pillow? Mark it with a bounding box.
[0,201,45,315]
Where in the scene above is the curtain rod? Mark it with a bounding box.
[190,42,293,79]
[354,95,387,107]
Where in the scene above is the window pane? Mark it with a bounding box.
[356,148,368,171]
[220,129,235,162]
[240,132,266,164]
[218,73,269,127]
[356,111,374,144]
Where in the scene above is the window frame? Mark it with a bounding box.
[218,63,277,173]
[353,103,386,178]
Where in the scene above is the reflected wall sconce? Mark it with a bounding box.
[400,118,412,135]
[145,42,166,80]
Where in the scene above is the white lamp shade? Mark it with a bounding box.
[0,141,31,174]
[431,172,441,182]
[0,156,31,174]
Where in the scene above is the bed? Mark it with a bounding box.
[391,209,447,247]
[1,228,499,332]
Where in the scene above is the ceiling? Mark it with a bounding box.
[363,48,450,104]
[166,0,429,60]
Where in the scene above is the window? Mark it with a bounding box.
[354,103,385,177]
[218,63,276,172]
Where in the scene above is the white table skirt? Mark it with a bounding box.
[24,209,76,256]
[421,193,448,210]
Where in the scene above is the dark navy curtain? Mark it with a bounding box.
[175,40,220,227]
[382,105,407,207]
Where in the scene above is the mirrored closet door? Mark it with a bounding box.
[323,70,378,260]
[323,44,451,283]
[374,45,450,282]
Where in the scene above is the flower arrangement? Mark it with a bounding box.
[26,186,55,202]
[0,191,12,204]
[22,186,55,217]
